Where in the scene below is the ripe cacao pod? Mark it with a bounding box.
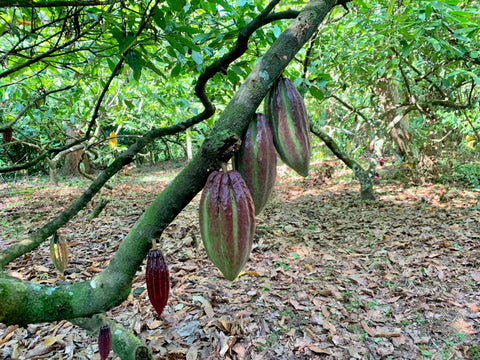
[146,249,170,316]
[264,76,311,177]
[49,232,68,273]
[199,170,255,281]
[235,113,277,215]
[98,324,112,360]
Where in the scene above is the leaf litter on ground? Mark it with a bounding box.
[0,160,479,359]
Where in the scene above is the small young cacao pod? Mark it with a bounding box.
[98,324,112,360]
[199,170,256,281]
[265,76,311,177]
[235,113,277,215]
[146,249,170,316]
[49,232,68,273]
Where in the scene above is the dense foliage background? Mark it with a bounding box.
[1,0,478,186]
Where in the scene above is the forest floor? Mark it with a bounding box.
[0,160,479,360]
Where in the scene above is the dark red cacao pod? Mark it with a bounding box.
[265,76,311,177]
[98,324,112,360]
[235,113,277,215]
[146,249,170,316]
[3,128,13,143]
[199,170,256,281]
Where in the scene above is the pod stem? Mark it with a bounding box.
[221,162,228,173]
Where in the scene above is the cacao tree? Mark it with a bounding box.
[305,0,479,194]
[0,0,346,358]
[1,1,479,358]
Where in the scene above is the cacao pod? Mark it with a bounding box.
[235,113,277,215]
[146,249,170,316]
[49,232,68,274]
[98,324,112,360]
[3,128,12,143]
[199,170,256,281]
[265,76,311,177]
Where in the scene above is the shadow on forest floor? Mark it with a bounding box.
[1,161,479,359]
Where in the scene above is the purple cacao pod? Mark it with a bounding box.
[265,76,311,177]
[98,324,112,360]
[235,113,277,215]
[199,170,256,281]
[146,249,170,316]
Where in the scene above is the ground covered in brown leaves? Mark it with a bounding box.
[1,161,479,360]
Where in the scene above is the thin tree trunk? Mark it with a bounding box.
[310,123,376,200]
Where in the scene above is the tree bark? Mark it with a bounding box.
[61,126,84,177]
[0,0,339,326]
[376,79,411,158]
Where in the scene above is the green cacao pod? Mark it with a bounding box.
[235,113,277,215]
[199,170,256,281]
[146,249,170,316]
[265,76,311,177]
[49,232,68,274]
[98,324,112,360]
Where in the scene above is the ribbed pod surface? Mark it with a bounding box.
[265,76,311,177]
[199,170,256,281]
[235,113,277,215]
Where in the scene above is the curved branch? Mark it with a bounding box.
[310,122,376,200]
[195,2,299,102]
[0,0,338,326]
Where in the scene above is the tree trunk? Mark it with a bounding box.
[376,79,411,158]
[358,172,375,200]
[311,123,376,200]
[61,126,83,177]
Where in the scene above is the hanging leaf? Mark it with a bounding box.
[109,131,117,148]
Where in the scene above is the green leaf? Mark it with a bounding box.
[167,0,186,12]
[153,8,166,29]
[273,25,281,38]
[166,34,186,55]
[309,86,324,100]
[126,50,142,81]
[170,64,182,77]
[191,51,203,65]
[106,58,117,73]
